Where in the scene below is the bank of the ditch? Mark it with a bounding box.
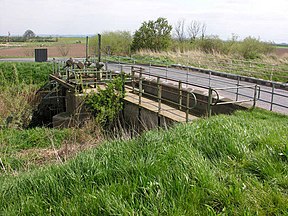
[0,109,287,215]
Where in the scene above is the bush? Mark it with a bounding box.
[131,17,173,52]
[237,37,274,59]
[85,75,126,129]
[90,31,132,56]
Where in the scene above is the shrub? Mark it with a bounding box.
[237,37,274,59]
[131,17,173,52]
[90,31,132,56]
[85,75,126,129]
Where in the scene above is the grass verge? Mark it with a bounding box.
[0,109,287,215]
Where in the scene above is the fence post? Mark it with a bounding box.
[139,69,143,106]
[166,64,168,81]
[186,92,190,123]
[131,66,135,94]
[236,75,240,101]
[186,67,189,83]
[270,83,275,111]
[149,61,151,78]
[157,77,162,126]
[207,87,213,117]
[253,85,258,108]
[209,71,211,87]
[178,81,182,110]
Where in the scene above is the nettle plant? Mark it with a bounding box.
[85,75,126,129]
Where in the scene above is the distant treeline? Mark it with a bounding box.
[0,36,58,43]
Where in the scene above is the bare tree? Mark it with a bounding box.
[201,23,207,40]
[187,20,201,41]
[57,43,70,56]
[174,19,186,42]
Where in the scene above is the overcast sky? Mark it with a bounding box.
[1,0,287,43]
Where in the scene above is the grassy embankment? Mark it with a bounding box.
[0,109,287,215]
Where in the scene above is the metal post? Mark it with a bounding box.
[209,71,211,87]
[139,69,143,106]
[178,81,182,110]
[149,61,151,78]
[253,85,258,109]
[157,77,162,126]
[207,87,213,117]
[105,62,108,71]
[85,36,89,61]
[270,83,275,111]
[166,64,168,81]
[131,66,135,94]
[186,92,190,123]
[97,34,101,63]
[236,76,240,101]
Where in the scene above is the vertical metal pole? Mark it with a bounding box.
[178,81,182,110]
[236,76,240,101]
[139,69,143,106]
[207,87,212,117]
[97,34,101,63]
[253,85,258,109]
[209,71,211,87]
[131,66,135,94]
[166,64,168,81]
[186,92,190,123]
[157,77,162,126]
[149,61,151,78]
[270,83,275,111]
[85,36,89,61]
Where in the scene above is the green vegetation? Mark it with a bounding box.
[85,75,126,129]
[0,128,73,172]
[90,31,132,56]
[131,17,173,52]
[0,62,52,85]
[0,109,287,215]
[0,62,53,128]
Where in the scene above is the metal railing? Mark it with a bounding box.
[106,60,287,114]
[129,66,198,122]
[207,85,261,117]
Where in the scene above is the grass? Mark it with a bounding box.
[0,62,53,85]
[0,128,73,173]
[0,109,287,215]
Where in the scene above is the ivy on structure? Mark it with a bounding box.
[85,74,126,129]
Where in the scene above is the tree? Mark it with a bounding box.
[187,21,201,41]
[200,23,207,40]
[174,19,186,42]
[23,29,36,40]
[131,17,172,51]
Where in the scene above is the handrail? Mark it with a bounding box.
[130,67,198,122]
[207,84,261,116]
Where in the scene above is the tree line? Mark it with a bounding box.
[91,17,274,60]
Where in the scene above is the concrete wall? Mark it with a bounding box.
[139,77,249,117]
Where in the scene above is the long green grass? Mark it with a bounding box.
[0,62,52,86]
[0,109,287,215]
